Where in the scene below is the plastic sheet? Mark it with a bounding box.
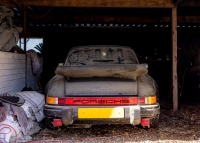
[0,6,22,52]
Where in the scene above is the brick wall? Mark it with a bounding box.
[0,51,36,94]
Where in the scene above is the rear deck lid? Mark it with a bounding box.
[65,78,138,96]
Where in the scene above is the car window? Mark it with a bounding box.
[66,46,139,65]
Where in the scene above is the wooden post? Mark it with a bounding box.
[24,7,27,86]
[19,37,21,48]
[24,8,27,52]
[172,7,178,111]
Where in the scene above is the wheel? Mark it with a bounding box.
[150,114,160,128]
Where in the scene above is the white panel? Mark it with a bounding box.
[0,52,25,59]
[0,78,25,88]
[0,59,25,64]
[0,82,25,94]
[0,74,25,82]
[0,63,25,70]
[0,69,25,76]
[5,85,25,94]
[0,52,37,94]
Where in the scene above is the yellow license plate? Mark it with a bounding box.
[78,108,124,118]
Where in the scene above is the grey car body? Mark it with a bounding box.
[44,45,160,128]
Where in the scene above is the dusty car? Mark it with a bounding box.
[44,45,160,128]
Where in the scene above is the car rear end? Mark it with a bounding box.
[44,46,160,128]
[44,94,159,128]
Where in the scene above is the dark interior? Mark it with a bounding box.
[38,26,200,101]
[4,4,200,101]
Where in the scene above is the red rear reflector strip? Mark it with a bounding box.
[139,97,145,104]
[141,118,150,127]
[65,97,138,105]
[53,119,62,127]
[58,98,65,105]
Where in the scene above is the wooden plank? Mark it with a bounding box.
[0,74,25,82]
[1,0,174,8]
[0,0,200,8]
[0,52,36,93]
[0,63,25,70]
[0,84,25,94]
[0,78,25,88]
[24,7,28,86]
[172,7,178,111]
[0,52,25,59]
[0,59,25,64]
[0,69,25,76]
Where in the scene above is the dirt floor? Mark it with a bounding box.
[30,100,200,143]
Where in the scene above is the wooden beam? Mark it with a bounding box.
[24,6,27,86]
[172,7,178,111]
[1,0,174,8]
[3,0,200,8]
[0,0,16,8]
[14,15,200,24]
[24,7,27,52]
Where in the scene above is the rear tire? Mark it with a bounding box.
[150,114,159,128]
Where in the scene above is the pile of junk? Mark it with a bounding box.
[0,6,23,52]
[0,6,45,143]
[0,91,45,143]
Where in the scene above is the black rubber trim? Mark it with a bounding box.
[44,104,160,119]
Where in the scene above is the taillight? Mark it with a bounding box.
[46,96,138,105]
[65,97,138,105]
[46,96,58,104]
[46,96,157,105]
[139,96,156,105]
[58,98,65,105]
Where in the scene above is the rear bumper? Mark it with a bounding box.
[43,103,160,126]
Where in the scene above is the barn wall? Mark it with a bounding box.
[0,51,36,94]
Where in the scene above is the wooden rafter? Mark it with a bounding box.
[1,0,174,8]
[14,15,200,24]
[2,0,200,8]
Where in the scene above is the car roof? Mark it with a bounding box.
[69,45,134,51]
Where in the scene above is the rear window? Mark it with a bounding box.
[65,46,139,65]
